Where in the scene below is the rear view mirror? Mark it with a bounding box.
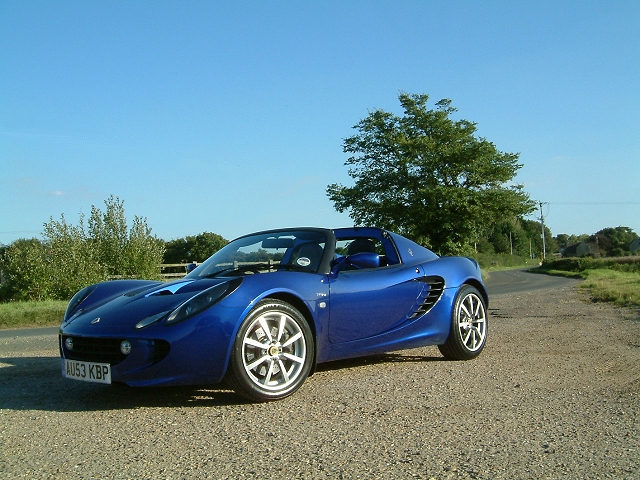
[262,238,295,249]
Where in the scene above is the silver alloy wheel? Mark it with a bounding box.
[241,309,307,392]
[456,291,487,352]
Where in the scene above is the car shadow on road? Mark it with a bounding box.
[1,352,444,412]
[0,356,250,412]
[316,351,444,373]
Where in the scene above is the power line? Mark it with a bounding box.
[548,202,640,206]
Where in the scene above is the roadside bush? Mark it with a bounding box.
[543,256,640,273]
[0,239,51,301]
[474,253,537,270]
[0,196,165,302]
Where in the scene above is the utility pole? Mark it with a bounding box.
[539,201,547,260]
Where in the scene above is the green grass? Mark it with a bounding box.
[577,269,640,307]
[0,300,67,330]
[538,256,640,307]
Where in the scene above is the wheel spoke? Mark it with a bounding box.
[246,354,270,371]
[282,331,302,348]
[277,359,290,383]
[472,298,482,317]
[244,337,268,349]
[472,326,484,343]
[258,317,273,342]
[276,315,287,342]
[461,327,472,345]
[281,352,304,364]
[263,359,275,385]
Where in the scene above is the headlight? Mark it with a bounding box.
[165,280,240,325]
[64,285,96,321]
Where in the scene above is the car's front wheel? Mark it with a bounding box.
[226,299,314,402]
[438,285,487,360]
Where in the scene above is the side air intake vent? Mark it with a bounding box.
[408,276,445,320]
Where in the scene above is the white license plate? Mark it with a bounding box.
[63,359,111,384]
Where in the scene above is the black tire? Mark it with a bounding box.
[438,285,487,360]
[226,299,314,402]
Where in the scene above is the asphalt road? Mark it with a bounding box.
[484,268,579,296]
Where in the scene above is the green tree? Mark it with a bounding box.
[555,233,587,248]
[42,212,106,299]
[124,215,166,279]
[88,197,127,276]
[0,238,50,300]
[164,232,228,264]
[592,226,638,257]
[327,93,535,255]
[87,196,165,278]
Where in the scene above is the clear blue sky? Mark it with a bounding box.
[1,1,639,246]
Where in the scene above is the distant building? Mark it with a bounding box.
[563,241,600,258]
[631,238,640,255]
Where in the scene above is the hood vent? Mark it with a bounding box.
[145,280,195,297]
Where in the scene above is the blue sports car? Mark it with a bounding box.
[59,227,488,401]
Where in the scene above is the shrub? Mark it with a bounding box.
[0,196,165,301]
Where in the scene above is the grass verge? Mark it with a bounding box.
[577,269,640,307]
[538,256,640,308]
[0,300,66,330]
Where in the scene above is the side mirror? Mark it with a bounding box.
[330,252,380,276]
[185,262,198,273]
[348,252,380,269]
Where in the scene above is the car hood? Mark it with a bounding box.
[61,278,233,334]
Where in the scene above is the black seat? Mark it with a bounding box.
[289,243,323,271]
[347,238,376,255]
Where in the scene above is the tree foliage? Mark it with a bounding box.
[0,239,50,301]
[164,232,228,264]
[554,227,638,258]
[478,219,556,258]
[591,227,638,257]
[0,196,164,301]
[327,93,535,255]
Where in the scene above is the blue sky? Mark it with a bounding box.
[1,1,639,246]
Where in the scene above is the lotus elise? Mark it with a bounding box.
[60,227,488,401]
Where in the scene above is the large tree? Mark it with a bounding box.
[164,232,228,264]
[327,93,535,255]
[591,226,638,257]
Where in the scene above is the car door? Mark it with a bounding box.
[328,263,426,344]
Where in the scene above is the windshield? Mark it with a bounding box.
[186,229,330,278]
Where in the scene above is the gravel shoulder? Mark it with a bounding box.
[1,280,638,479]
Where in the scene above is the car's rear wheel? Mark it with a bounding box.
[226,299,314,402]
[438,285,487,360]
